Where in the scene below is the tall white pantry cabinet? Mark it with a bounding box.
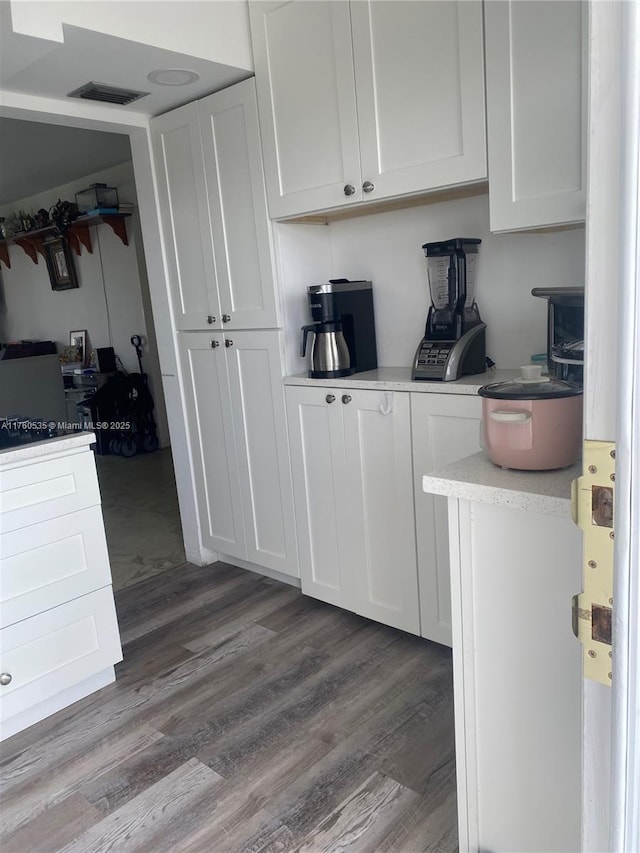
[151,79,298,578]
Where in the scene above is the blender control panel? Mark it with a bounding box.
[412,340,455,380]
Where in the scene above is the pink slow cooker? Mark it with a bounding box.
[478,367,583,471]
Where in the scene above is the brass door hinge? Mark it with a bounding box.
[571,440,615,685]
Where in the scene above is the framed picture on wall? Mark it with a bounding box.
[69,330,87,366]
[43,237,78,291]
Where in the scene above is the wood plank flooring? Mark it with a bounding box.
[0,562,457,852]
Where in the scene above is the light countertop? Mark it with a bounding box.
[285,367,520,394]
[0,431,96,466]
[422,451,580,517]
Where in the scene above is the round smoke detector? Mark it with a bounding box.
[147,69,200,87]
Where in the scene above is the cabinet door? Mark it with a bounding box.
[1,507,112,626]
[199,80,279,329]
[151,103,221,330]
[0,587,122,734]
[451,500,581,851]
[249,0,362,218]
[285,386,356,610]
[343,390,420,635]
[177,332,245,559]
[0,447,100,534]
[411,393,482,646]
[351,0,487,200]
[485,0,587,231]
[225,331,298,577]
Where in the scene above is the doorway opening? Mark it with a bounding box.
[0,114,185,591]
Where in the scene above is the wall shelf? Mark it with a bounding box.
[0,213,131,270]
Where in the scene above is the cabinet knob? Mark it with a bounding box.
[222,314,232,323]
[0,673,12,686]
[207,315,216,325]
[326,394,336,403]
[225,339,234,347]
[362,181,375,194]
[211,340,220,348]
[343,184,356,196]
[342,394,352,404]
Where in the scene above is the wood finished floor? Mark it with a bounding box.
[0,562,457,852]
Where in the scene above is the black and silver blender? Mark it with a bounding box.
[412,238,486,381]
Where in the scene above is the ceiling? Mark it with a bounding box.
[0,118,133,204]
[0,1,253,204]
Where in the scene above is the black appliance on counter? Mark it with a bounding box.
[0,418,70,450]
[0,340,57,359]
[301,279,377,378]
[532,286,584,385]
[412,238,486,381]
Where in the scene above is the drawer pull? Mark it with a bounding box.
[326,394,336,404]
[0,673,13,686]
[342,394,352,404]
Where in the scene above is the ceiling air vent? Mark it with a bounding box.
[67,82,149,106]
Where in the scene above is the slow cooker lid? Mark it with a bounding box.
[478,377,583,400]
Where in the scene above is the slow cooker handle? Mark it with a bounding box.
[490,410,532,423]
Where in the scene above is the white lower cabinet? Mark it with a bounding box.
[411,392,482,646]
[0,439,122,741]
[286,386,419,634]
[178,330,298,578]
[0,588,121,732]
[449,499,582,851]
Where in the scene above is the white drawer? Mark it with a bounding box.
[1,506,112,626]
[0,447,100,534]
[0,587,122,727]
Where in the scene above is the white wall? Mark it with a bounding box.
[277,193,586,375]
[0,160,170,445]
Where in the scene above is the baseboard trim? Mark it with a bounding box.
[215,554,301,589]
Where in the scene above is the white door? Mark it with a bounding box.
[249,0,362,218]
[581,2,639,848]
[343,389,420,634]
[351,0,487,201]
[199,80,279,329]
[411,392,482,646]
[285,385,356,610]
[150,103,221,331]
[225,331,298,577]
[484,0,587,231]
[177,332,245,559]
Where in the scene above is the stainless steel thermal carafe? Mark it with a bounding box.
[301,320,351,378]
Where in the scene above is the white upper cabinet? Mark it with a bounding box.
[351,0,487,201]
[249,0,487,219]
[151,102,220,331]
[199,80,279,329]
[151,79,279,330]
[249,0,362,217]
[484,0,587,231]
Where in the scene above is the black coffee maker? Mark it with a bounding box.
[301,279,377,378]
